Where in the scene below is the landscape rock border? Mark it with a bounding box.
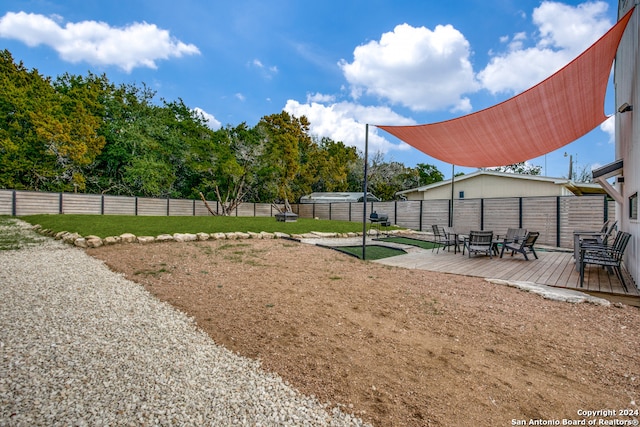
[31,224,412,249]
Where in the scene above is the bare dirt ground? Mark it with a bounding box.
[88,238,640,427]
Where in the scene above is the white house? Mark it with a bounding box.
[396,170,606,201]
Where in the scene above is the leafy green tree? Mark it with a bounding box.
[311,137,360,192]
[190,123,263,215]
[257,111,313,210]
[491,162,542,175]
[0,51,104,191]
[88,82,157,195]
[415,163,444,186]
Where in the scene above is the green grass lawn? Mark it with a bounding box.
[329,244,407,260]
[19,214,371,238]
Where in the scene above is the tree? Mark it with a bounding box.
[257,111,313,210]
[191,123,263,215]
[491,162,542,175]
[312,137,360,192]
[0,51,104,191]
[415,163,444,186]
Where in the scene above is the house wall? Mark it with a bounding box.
[409,175,569,200]
[615,0,639,288]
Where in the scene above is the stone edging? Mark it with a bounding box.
[31,224,411,249]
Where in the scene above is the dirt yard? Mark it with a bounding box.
[88,238,640,427]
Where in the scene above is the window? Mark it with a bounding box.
[459,191,465,199]
[630,192,638,220]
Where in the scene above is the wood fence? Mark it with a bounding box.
[0,189,614,249]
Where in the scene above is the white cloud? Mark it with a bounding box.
[478,1,612,94]
[307,92,336,103]
[599,115,615,144]
[533,1,611,53]
[339,23,478,112]
[250,58,278,78]
[0,11,200,72]
[284,99,415,155]
[235,93,246,101]
[193,107,222,130]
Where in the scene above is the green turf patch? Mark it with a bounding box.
[375,236,440,250]
[329,244,407,260]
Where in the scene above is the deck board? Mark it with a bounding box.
[373,244,640,306]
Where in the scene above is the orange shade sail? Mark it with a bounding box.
[377,8,635,168]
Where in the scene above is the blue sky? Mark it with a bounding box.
[0,0,621,179]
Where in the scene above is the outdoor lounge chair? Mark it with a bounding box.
[500,231,540,260]
[494,228,527,255]
[463,230,494,258]
[579,231,631,292]
[432,225,458,253]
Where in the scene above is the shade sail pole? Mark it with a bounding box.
[362,124,369,259]
[449,165,455,228]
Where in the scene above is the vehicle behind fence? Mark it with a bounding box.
[0,189,614,249]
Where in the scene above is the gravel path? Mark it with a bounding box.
[0,220,368,426]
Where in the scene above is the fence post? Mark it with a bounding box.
[518,197,523,228]
[12,190,16,216]
[603,194,608,222]
[480,198,485,230]
[419,200,423,231]
[394,201,398,225]
[135,197,138,216]
[59,193,63,214]
[556,196,561,247]
[101,195,105,215]
[193,199,196,216]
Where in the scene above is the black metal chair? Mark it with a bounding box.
[494,228,527,255]
[500,231,540,260]
[463,230,494,258]
[579,231,631,291]
[432,224,458,253]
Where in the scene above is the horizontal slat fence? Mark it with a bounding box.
[0,189,614,249]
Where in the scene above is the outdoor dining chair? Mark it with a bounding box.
[463,230,494,258]
[572,220,617,263]
[500,231,540,260]
[432,225,458,253]
[579,231,631,292]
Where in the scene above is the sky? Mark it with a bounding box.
[0,0,623,179]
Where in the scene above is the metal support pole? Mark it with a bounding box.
[362,124,369,260]
[449,165,455,227]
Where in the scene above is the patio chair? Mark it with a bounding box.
[494,228,527,255]
[500,231,540,260]
[581,220,617,245]
[573,220,618,264]
[463,230,494,258]
[579,231,631,292]
[432,225,458,253]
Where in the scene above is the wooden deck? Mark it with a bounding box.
[372,242,640,307]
